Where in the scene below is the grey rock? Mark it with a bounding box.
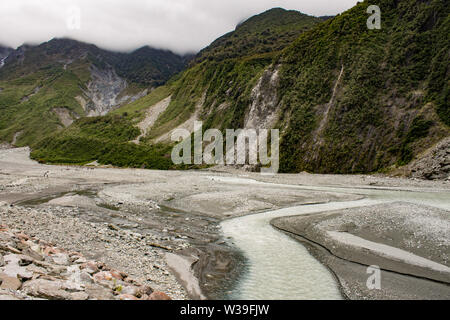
[70,291,89,300]
[51,253,70,266]
[84,283,114,300]
[21,279,71,300]
[2,254,33,280]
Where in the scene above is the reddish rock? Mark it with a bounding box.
[43,246,58,256]
[93,271,113,282]
[148,291,171,300]
[118,294,139,301]
[109,270,123,280]
[16,232,30,241]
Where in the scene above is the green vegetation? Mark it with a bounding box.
[277,0,449,173]
[111,85,172,117]
[30,114,198,170]
[30,115,140,164]
[397,116,434,165]
[111,46,189,87]
[193,8,321,64]
[0,64,86,146]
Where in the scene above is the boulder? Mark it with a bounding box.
[148,291,171,300]
[70,291,89,300]
[0,273,22,290]
[21,279,71,300]
[2,254,33,280]
[81,261,99,274]
[93,271,113,282]
[118,294,139,300]
[84,283,114,300]
[50,253,70,266]
[119,285,139,297]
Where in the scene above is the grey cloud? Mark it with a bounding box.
[0,0,358,54]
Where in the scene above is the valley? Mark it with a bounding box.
[0,0,448,302]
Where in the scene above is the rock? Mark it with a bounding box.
[21,248,43,261]
[50,253,70,266]
[63,265,85,291]
[136,285,153,298]
[26,264,47,276]
[33,260,66,276]
[70,291,89,300]
[16,232,30,241]
[93,271,113,282]
[118,294,139,300]
[0,273,22,290]
[108,224,119,231]
[80,271,94,284]
[0,245,21,254]
[2,254,33,280]
[0,255,4,267]
[21,279,71,300]
[109,269,123,280]
[17,254,34,266]
[73,256,87,264]
[0,294,20,300]
[43,246,59,256]
[84,283,114,300]
[148,291,171,300]
[120,285,139,296]
[81,261,98,274]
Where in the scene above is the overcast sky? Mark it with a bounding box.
[0,0,359,54]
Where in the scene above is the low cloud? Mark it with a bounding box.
[0,0,358,54]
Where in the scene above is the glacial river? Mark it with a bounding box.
[219,178,450,300]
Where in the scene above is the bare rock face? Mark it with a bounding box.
[409,137,450,180]
[83,66,128,116]
[0,226,171,300]
[244,64,281,130]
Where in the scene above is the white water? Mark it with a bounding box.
[219,177,450,300]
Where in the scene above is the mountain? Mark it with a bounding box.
[29,8,322,168]
[111,46,190,86]
[0,38,188,146]
[192,8,321,64]
[13,2,450,178]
